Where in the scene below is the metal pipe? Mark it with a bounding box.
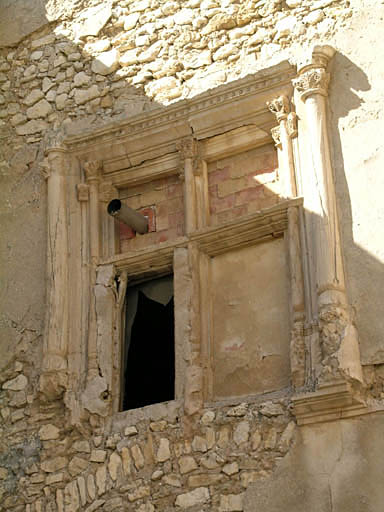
[107,199,148,234]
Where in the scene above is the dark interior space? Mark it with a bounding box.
[122,285,175,411]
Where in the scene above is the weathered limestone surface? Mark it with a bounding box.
[244,412,384,511]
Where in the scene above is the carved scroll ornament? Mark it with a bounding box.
[267,95,290,122]
[293,67,330,99]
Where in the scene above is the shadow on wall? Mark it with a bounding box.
[328,52,384,365]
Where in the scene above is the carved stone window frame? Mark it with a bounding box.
[40,47,367,426]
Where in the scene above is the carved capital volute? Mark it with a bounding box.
[293,45,335,101]
[271,126,282,148]
[99,181,118,203]
[267,95,290,122]
[176,137,197,160]
[293,67,330,100]
[39,159,51,180]
[84,160,103,183]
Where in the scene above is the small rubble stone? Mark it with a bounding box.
[96,465,107,495]
[233,421,250,445]
[74,71,91,87]
[90,450,107,463]
[108,451,122,481]
[91,49,120,75]
[227,403,248,417]
[3,374,28,391]
[219,493,244,511]
[192,435,208,452]
[124,13,140,30]
[304,9,325,24]
[151,469,164,480]
[222,462,239,476]
[131,444,145,469]
[251,430,262,450]
[188,473,222,487]
[23,89,44,106]
[259,402,284,417]
[41,457,67,473]
[74,4,112,38]
[201,410,215,424]
[77,476,87,506]
[124,426,138,436]
[73,440,90,453]
[175,487,210,508]
[163,473,182,487]
[69,456,89,476]
[128,485,150,502]
[26,99,52,119]
[264,428,278,450]
[74,85,100,105]
[179,455,198,474]
[87,474,96,500]
[156,438,171,462]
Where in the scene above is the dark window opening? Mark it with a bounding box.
[121,275,174,411]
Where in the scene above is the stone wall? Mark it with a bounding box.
[1,0,384,511]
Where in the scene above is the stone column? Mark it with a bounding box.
[40,147,69,400]
[84,160,102,381]
[268,96,306,387]
[268,95,298,198]
[177,138,198,235]
[293,46,363,384]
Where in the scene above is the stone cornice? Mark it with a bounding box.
[64,61,296,156]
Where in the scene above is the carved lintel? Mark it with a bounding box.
[84,160,103,182]
[287,112,298,138]
[271,126,282,148]
[99,181,118,203]
[176,137,197,160]
[293,67,330,100]
[77,183,90,202]
[267,95,290,122]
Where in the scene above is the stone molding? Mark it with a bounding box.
[64,61,296,154]
[40,47,365,427]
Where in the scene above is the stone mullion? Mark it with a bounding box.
[293,46,363,384]
[287,206,306,388]
[40,147,69,400]
[177,138,198,235]
[84,160,102,381]
[268,95,297,198]
[194,158,211,230]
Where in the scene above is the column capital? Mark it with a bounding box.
[293,45,335,100]
[176,137,197,160]
[84,160,103,182]
[267,95,290,122]
[293,67,330,100]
